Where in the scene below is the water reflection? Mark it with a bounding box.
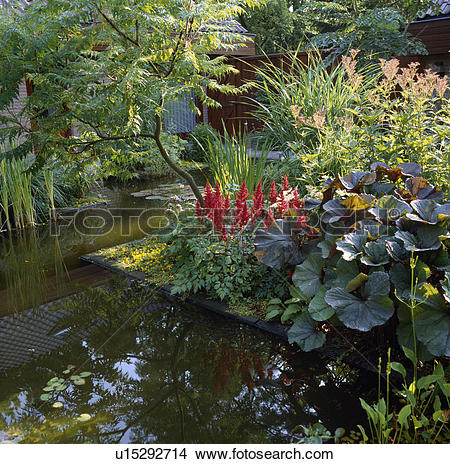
[0,281,375,443]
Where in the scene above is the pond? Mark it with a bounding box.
[0,174,378,443]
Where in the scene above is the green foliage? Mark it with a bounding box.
[0,145,90,230]
[240,0,294,54]
[256,162,450,356]
[358,348,450,443]
[203,126,272,195]
[182,124,217,162]
[0,0,264,204]
[99,133,186,181]
[295,1,428,60]
[255,52,449,193]
[166,229,288,306]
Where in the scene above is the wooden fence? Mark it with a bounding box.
[203,47,448,134]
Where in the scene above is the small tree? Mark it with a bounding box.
[0,0,263,205]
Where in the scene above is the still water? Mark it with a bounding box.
[0,175,376,443]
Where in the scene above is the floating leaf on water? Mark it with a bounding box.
[40,394,51,401]
[42,386,54,392]
[48,377,60,384]
[79,372,92,378]
[76,414,92,422]
[62,370,71,374]
[52,402,63,408]
[73,379,86,386]
[55,384,68,391]
[70,375,81,381]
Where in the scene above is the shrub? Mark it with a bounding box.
[252,51,449,194]
[98,133,187,182]
[182,124,217,162]
[255,162,450,357]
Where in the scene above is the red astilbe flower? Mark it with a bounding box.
[233,181,251,230]
[291,187,303,210]
[251,181,264,227]
[195,199,204,221]
[282,174,290,192]
[277,190,289,216]
[270,181,278,205]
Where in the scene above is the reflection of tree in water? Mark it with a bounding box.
[0,282,377,443]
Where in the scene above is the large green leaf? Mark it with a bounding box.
[308,286,335,321]
[406,200,450,225]
[254,219,304,270]
[369,195,412,223]
[390,261,430,300]
[333,258,360,288]
[414,285,450,357]
[360,239,390,266]
[395,225,444,252]
[292,253,324,298]
[288,313,326,352]
[385,237,408,262]
[442,272,450,304]
[338,171,376,190]
[324,271,394,331]
[336,231,368,261]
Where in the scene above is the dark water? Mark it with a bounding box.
[0,280,374,444]
[0,173,377,443]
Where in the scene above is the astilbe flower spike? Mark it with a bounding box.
[270,181,278,205]
[251,181,264,227]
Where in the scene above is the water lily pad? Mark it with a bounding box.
[76,413,92,422]
[52,402,63,408]
[292,253,324,298]
[40,394,51,401]
[55,384,68,391]
[62,370,71,374]
[48,377,60,384]
[70,375,81,381]
[288,313,326,351]
[42,386,55,392]
[73,379,86,386]
[79,372,92,378]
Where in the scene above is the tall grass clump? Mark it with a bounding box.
[202,126,272,195]
[250,50,377,152]
[250,49,449,192]
[0,143,73,230]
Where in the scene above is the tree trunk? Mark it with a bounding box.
[154,113,204,207]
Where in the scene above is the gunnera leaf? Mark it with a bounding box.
[369,195,412,223]
[336,230,368,261]
[308,286,335,321]
[324,271,394,331]
[287,313,326,351]
[292,253,324,298]
[317,235,336,259]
